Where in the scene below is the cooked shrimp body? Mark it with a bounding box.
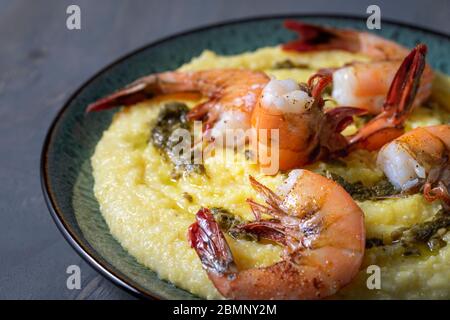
[283,20,433,114]
[188,170,365,300]
[377,125,450,204]
[87,69,270,145]
[253,75,325,169]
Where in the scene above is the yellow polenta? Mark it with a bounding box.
[91,46,450,299]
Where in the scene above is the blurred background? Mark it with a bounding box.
[0,0,449,299]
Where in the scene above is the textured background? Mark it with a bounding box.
[0,0,449,299]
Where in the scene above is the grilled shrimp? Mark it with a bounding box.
[87,45,427,172]
[188,170,365,299]
[282,20,433,114]
[87,69,270,145]
[377,125,450,205]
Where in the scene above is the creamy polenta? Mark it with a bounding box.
[91,46,450,299]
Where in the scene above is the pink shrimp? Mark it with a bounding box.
[188,170,365,299]
[87,69,270,144]
[377,124,450,205]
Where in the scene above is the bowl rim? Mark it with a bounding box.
[40,13,450,300]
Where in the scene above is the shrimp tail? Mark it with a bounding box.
[282,20,360,53]
[86,75,160,112]
[348,44,428,151]
[319,107,367,157]
[188,208,238,276]
[86,72,204,112]
[325,106,367,132]
[383,44,427,118]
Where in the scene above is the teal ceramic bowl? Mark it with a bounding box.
[41,15,450,300]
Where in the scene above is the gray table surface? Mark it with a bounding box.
[1,0,449,300]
